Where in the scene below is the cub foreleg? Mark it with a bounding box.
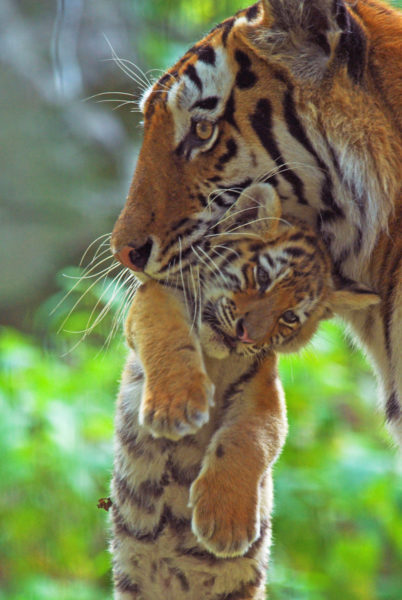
[125,281,214,440]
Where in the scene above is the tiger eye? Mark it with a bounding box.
[195,120,215,141]
[281,310,299,324]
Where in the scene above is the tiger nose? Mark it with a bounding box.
[114,239,153,272]
[236,318,254,343]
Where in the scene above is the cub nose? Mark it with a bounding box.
[114,239,153,272]
[236,318,254,343]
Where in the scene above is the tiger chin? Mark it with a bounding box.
[111,183,379,599]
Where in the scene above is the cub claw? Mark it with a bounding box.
[139,373,215,440]
[189,472,260,558]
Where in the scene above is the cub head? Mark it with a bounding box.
[200,183,380,358]
[110,0,375,281]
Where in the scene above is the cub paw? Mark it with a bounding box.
[139,371,215,440]
[189,471,260,557]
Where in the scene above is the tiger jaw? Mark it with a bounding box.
[200,319,273,359]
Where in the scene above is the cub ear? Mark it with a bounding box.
[223,183,282,238]
[244,0,366,83]
[327,280,380,313]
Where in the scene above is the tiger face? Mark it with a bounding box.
[111,0,399,286]
[199,184,380,359]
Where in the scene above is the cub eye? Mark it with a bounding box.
[255,265,271,290]
[280,310,299,324]
[195,120,215,141]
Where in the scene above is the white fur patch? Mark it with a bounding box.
[167,47,235,146]
[139,84,154,113]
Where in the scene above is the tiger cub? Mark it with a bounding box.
[111,184,379,599]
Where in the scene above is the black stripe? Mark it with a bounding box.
[185,64,202,91]
[172,217,191,232]
[284,246,307,258]
[237,69,258,90]
[235,49,258,90]
[111,503,140,539]
[234,49,251,70]
[246,3,260,21]
[169,566,190,592]
[198,192,208,207]
[263,253,274,268]
[222,91,239,131]
[386,391,400,422]
[195,44,216,65]
[117,428,147,458]
[158,239,204,274]
[217,178,253,198]
[115,573,140,595]
[213,575,264,600]
[288,232,307,242]
[283,89,344,218]
[113,502,190,544]
[215,138,238,168]
[114,474,156,514]
[337,10,367,84]
[192,96,219,111]
[163,223,201,253]
[221,18,235,45]
[222,360,261,410]
[250,98,309,205]
[167,457,201,486]
[177,544,220,564]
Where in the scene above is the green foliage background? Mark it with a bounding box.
[1,1,401,599]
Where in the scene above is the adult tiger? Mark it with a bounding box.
[111,0,402,443]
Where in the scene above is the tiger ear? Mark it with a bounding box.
[327,280,380,313]
[223,183,282,238]
[244,0,366,83]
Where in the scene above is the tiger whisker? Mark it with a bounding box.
[111,101,139,112]
[226,215,293,234]
[191,245,216,278]
[188,263,199,333]
[196,245,224,280]
[178,237,190,317]
[115,57,152,87]
[211,244,241,259]
[50,257,119,317]
[79,232,112,267]
[146,68,178,82]
[56,262,123,334]
[60,270,132,356]
[102,37,150,92]
[254,161,326,184]
[102,57,149,93]
[62,259,117,281]
[205,231,263,241]
[102,275,139,352]
[83,91,137,103]
[193,245,230,290]
[80,267,130,334]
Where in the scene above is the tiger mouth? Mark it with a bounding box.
[204,316,237,350]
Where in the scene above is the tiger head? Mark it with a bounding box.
[199,183,380,358]
[110,0,399,281]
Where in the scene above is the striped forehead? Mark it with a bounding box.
[140,3,264,128]
[167,47,234,144]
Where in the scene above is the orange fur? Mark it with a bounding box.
[120,183,379,564]
[111,0,402,441]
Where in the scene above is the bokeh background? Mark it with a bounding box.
[1,1,401,599]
